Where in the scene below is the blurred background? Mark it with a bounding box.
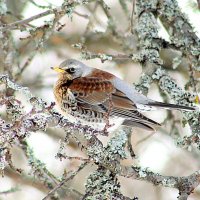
[0,0,200,199]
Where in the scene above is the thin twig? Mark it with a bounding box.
[56,153,90,162]
[14,53,36,81]
[29,0,52,9]
[127,129,136,158]
[73,11,89,19]
[82,2,99,43]
[130,0,135,34]
[135,132,154,146]
[0,9,56,31]
[42,162,88,200]
[85,3,102,26]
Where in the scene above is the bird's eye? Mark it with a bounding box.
[67,67,76,74]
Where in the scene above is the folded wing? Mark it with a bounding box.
[67,76,160,131]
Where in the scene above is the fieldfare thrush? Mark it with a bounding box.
[52,59,196,131]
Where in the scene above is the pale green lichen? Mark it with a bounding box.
[138,168,148,178]
[135,0,165,71]
[151,67,166,80]
[105,129,128,160]
[158,75,196,108]
[6,99,25,121]
[28,113,49,131]
[135,0,158,15]
[86,128,128,173]
[162,178,176,187]
[0,75,33,99]
[159,0,200,61]
[160,0,180,21]
[0,75,48,111]
[134,74,152,95]
[85,168,121,200]
[151,68,200,136]
[152,68,195,106]
[98,53,113,62]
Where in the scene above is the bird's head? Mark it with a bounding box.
[51,59,91,80]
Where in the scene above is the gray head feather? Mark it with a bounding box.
[59,59,92,78]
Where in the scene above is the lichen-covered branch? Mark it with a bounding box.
[1,74,200,199]
[1,0,200,199]
[158,0,200,68]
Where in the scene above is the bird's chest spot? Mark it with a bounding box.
[61,89,77,111]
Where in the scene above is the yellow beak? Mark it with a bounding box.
[51,66,65,73]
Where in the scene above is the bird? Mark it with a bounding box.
[51,59,196,132]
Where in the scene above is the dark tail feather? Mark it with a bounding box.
[147,101,196,111]
[122,119,160,131]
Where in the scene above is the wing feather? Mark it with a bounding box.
[68,77,137,110]
[65,75,159,128]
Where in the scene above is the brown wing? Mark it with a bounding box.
[60,69,160,130]
[68,76,137,110]
[68,76,160,128]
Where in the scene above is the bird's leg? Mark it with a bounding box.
[127,130,136,158]
[103,94,114,133]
